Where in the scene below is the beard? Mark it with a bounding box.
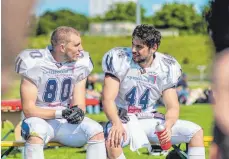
[133,53,154,67]
[133,53,152,65]
[64,53,78,62]
[134,57,148,64]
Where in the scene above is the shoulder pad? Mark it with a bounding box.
[15,49,44,74]
[15,49,44,86]
[76,51,93,73]
[102,47,131,81]
[73,51,93,81]
[157,52,182,91]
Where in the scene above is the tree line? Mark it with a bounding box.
[31,2,210,36]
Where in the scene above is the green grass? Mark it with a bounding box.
[26,35,214,75]
[2,104,213,159]
[4,35,214,99]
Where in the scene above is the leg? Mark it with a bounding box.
[87,131,106,159]
[138,118,205,158]
[21,117,54,159]
[187,128,205,159]
[54,117,107,159]
[169,120,205,159]
[189,128,204,147]
[15,121,22,141]
[105,144,125,159]
[104,122,129,159]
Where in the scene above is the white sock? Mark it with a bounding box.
[24,143,44,159]
[86,140,107,159]
[188,147,205,159]
[116,152,126,159]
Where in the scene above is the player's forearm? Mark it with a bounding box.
[165,107,179,129]
[23,106,56,119]
[77,104,86,113]
[71,96,86,112]
[102,99,121,124]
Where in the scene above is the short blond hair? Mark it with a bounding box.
[51,26,80,46]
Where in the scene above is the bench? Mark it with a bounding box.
[204,136,213,146]
[1,136,213,158]
[1,140,63,147]
[1,99,100,141]
[1,141,63,159]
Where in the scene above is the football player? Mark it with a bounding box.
[15,26,106,159]
[102,24,205,159]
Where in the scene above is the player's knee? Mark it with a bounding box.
[193,128,204,140]
[97,123,104,132]
[189,128,204,146]
[105,144,123,159]
[90,124,104,141]
[27,136,43,144]
[90,132,104,141]
[92,122,103,134]
[21,120,49,144]
[81,118,104,141]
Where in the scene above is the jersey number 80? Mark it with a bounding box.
[43,78,72,102]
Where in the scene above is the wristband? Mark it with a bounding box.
[55,110,62,118]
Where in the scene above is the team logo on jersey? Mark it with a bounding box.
[117,49,126,58]
[148,74,157,84]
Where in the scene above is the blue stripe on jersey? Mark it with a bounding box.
[15,57,21,72]
[16,57,23,73]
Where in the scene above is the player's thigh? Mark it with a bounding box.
[21,117,55,143]
[104,122,131,148]
[170,119,202,144]
[105,118,167,147]
[143,119,202,144]
[55,117,103,147]
[138,118,161,142]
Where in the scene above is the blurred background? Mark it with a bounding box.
[2,0,215,158]
[3,0,213,100]
[3,0,213,99]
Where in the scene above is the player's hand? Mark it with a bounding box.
[160,126,172,144]
[62,108,73,119]
[108,121,126,148]
[62,106,85,124]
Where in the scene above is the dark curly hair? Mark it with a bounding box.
[205,0,229,52]
[132,24,161,49]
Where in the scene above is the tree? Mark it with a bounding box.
[36,10,89,35]
[91,2,146,23]
[152,3,204,33]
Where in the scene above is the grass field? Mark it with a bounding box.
[2,104,213,159]
[27,35,214,75]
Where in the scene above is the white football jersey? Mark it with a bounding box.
[102,47,182,113]
[15,46,93,108]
